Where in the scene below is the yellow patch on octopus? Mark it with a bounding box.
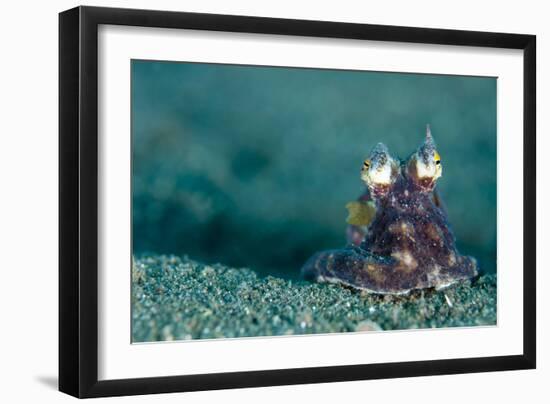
[389,221,415,241]
[391,249,418,272]
[345,200,376,226]
[448,252,457,266]
[400,221,414,234]
[362,262,386,283]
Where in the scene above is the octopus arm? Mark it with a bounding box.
[300,246,400,293]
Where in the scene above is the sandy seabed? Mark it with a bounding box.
[131,254,497,342]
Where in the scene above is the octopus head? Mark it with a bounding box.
[407,125,442,190]
[361,142,399,197]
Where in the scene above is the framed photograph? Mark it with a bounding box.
[59,6,536,398]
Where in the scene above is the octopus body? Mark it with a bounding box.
[301,126,478,294]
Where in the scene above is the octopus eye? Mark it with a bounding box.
[434,151,441,165]
[363,160,370,170]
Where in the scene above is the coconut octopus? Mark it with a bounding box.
[301,126,478,294]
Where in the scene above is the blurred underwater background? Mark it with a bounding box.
[131,60,497,279]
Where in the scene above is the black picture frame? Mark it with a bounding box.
[59,5,536,398]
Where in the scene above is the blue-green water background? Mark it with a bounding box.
[132,60,497,278]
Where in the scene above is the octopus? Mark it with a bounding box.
[301,125,478,294]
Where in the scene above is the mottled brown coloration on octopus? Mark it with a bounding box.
[363,262,387,283]
[301,140,478,294]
